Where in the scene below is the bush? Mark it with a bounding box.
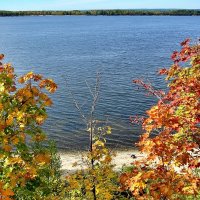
[120,39,200,199]
[0,54,64,199]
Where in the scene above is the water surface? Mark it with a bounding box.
[0,16,199,151]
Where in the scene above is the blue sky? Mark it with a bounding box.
[1,0,200,11]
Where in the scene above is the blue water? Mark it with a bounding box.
[0,16,199,151]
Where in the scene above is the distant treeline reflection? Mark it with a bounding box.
[0,9,200,16]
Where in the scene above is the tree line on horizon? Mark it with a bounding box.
[0,9,200,16]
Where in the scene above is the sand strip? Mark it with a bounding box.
[59,150,144,175]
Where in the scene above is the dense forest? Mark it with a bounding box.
[0,9,200,16]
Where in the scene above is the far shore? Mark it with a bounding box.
[59,149,145,175]
[0,9,200,17]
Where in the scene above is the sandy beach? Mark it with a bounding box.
[59,150,144,175]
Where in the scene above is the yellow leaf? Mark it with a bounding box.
[39,93,48,101]
[106,126,112,134]
[36,115,46,125]
[11,136,19,145]
[94,140,104,147]
[31,86,39,96]
[32,133,46,142]
[24,72,34,81]
[0,103,3,110]
[0,153,5,159]
[23,89,32,98]
[18,77,25,84]
[182,186,195,194]
[104,192,113,200]
[44,98,52,106]
[159,184,170,195]
[17,111,24,120]
[0,83,5,92]
[19,123,25,129]
[6,116,13,126]
[7,157,23,165]
[130,181,146,191]
[25,167,37,178]
[34,153,51,165]
[3,145,12,152]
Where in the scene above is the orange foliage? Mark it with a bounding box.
[120,39,200,199]
[0,54,57,198]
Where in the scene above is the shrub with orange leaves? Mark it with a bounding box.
[0,55,63,199]
[120,39,200,199]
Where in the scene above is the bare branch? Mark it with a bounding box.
[85,80,95,98]
[64,79,88,124]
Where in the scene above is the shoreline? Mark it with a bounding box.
[1,9,200,17]
[59,149,144,175]
[0,14,200,17]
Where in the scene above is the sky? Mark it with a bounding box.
[1,0,200,11]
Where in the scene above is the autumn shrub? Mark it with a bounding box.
[0,54,64,199]
[120,39,200,199]
[66,126,119,200]
[13,141,65,200]
[64,74,121,200]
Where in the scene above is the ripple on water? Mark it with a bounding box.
[0,16,199,150]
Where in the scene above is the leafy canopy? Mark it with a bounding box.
[0,54,63,200]
[120,39,200,199]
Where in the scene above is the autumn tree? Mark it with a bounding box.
[0,54,64,199]
[120,39,200,199]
